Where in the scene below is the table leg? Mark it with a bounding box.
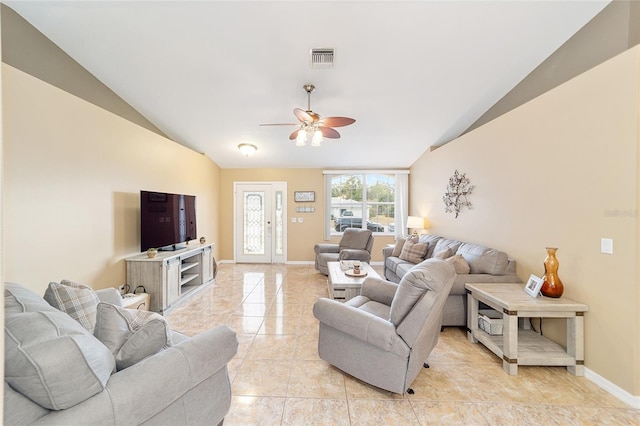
[467,291,479,343]
[503,312,519,375]
[567,313,585,376]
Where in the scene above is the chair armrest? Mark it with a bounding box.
[361,277,398,305]
[382,245,394,258]
[95,288,123,307]
[338,249,371,262]
[313,298,404,353]
[314,243,340,254]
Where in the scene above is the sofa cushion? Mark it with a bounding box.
[43,280,100,332]
[385,256,411,276]
[94,303,173,370]
[417,234,442,258]
[432,238,463,258]
[4,282,58,314]
[456,243,509,275]
[445,254,471,274]
[399,238,429,263]
[5,310,115,410]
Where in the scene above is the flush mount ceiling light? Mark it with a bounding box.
[238,143,257,157]
[260,84,355,147]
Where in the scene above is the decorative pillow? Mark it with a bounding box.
[399,238,429,263]
[5,310,114,410]
[433,248,453,259]
[43,280,100,332]
[445,254,471,274]
[391,236,417,257]
[94,303,173,370]
[391,239,406,257]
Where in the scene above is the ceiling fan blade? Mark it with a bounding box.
[294,108,314,123]
[289,129,300,140]
[319,127,341,139]
[321,117,356,127]
[259,123,299,126]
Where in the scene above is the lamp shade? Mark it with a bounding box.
[406,216,424,230]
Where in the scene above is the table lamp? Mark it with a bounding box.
[406,216,425,236]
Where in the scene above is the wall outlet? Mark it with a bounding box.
[298,217,303,223]
[291,218,296,223]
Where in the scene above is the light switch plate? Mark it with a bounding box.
[291,218,296,223]
[601,238,613,254]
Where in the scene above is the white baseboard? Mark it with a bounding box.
[285,261,315,265]
[585,367,640,409]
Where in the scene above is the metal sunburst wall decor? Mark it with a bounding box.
[443,170,473,218]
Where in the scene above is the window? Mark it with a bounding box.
[323,170,409,238]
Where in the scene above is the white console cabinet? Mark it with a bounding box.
[126,243,215,313]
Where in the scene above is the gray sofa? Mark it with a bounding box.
[383,234,520,326]
[4,282,237,426]
[313,258,456,394]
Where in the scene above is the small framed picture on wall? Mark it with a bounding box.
[294,191,315,202]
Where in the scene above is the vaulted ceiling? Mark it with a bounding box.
[6,1,610,168]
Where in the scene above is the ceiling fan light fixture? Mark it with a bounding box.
[238,143,257,157]
[296,130,306,146]
[311,129,323,146]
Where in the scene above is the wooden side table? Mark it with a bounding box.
[465,283,588,376]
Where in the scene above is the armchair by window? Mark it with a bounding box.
[314,228,374,275]
[312,258,456,394]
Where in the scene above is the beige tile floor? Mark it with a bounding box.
[165,264,639,425]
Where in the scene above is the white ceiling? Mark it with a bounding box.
[7,1,610,169]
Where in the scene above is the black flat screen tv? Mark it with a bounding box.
[140,190,197,252]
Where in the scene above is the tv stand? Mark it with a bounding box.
[159,243,187,251]
[126,242,216,313]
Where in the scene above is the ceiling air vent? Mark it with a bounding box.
[310,48,335,69]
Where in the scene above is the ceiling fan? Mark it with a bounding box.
[260,84,356,146]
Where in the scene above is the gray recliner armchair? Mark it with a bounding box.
[312,258,456,394]
[314,228,374,275]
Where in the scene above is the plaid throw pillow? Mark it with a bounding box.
[43,280,100,332]
[399,238,428,263]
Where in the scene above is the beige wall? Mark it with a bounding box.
[219,168,393,262]
[410,46,640,396]
[1,4,167,139]
[3,64,221,295]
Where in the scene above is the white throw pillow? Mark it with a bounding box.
[94,303,173,370]
[445,254,471,274]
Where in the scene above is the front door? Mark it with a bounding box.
[235,182,286,263]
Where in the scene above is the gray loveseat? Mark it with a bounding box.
[383,234,520,326]
[4,282,237,426]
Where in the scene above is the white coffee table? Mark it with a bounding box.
[327,261,380,302]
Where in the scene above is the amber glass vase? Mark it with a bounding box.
[541,247,564,298]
